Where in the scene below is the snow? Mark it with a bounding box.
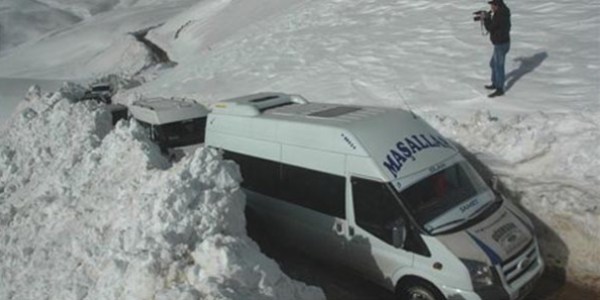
[0,1,194,79]
[0,0,599,296]
[0,0,80,53]
[0,89,323,300]
[0,78,65,125]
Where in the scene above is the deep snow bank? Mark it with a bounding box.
[0,86,324,300]
[424,110,600,287]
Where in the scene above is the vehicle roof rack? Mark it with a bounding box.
[211,92,309,117]
[130,97,209,125]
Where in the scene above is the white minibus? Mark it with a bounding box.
[205,92,544,300]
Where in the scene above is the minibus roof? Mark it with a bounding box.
[209,98,458,182]
[130,98,209,125]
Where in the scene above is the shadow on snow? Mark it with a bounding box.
[505,52,548,91]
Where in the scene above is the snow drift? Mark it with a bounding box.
[0,86,324,300]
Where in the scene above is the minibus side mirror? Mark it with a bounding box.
[392,222,407,249]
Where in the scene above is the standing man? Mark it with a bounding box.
[483,0,511,97]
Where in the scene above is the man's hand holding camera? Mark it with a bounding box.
[473,10,491,22]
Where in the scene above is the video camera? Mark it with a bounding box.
[473,10,490,21]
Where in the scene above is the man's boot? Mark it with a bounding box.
[488,89,504,98]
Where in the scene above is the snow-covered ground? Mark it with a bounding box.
[1,0,599,297]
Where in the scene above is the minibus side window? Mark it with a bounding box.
[352,177,405,245]
[223,151,281,199]
[136,120,156,141]
[281,165,345,219]
[155,117,207,148]
[222,151,345,219]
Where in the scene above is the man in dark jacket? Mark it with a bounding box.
[483,0,511,97]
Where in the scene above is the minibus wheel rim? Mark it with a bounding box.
[397,279,444,300]
[408,288,436,300]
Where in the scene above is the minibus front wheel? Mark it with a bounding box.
[396,277,446,300]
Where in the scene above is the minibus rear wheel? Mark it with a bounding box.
[396,277,446,300]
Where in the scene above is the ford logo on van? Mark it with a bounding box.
[518,256,534,271]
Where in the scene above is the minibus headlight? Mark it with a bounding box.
[461,259,498,288]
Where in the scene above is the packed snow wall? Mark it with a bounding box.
[0,85,324,300]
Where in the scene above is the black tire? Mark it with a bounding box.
[396,278,446,300]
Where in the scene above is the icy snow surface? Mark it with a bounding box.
[0,0,599,295]
[0,89,324,300]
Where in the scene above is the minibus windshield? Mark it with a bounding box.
[397,161,496,234]
[92,86,110,92]
[154,117,206,148]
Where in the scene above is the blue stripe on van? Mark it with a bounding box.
[467,232,502,265]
